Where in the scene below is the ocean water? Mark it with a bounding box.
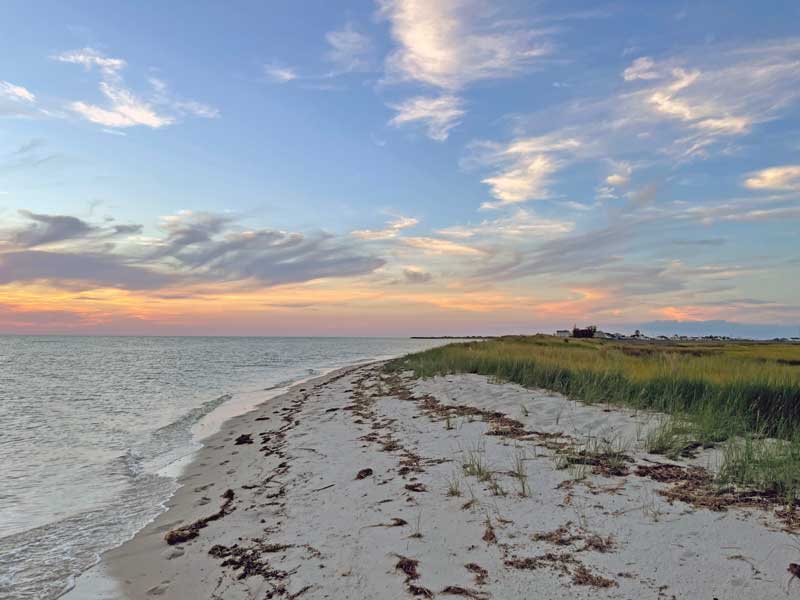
[0,336,452,600]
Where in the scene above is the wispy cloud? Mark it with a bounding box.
[378,0,550,91]
[744,165,800,191]
[53,47,126,77]
[437,208,574,239]
[388,95,465,141]
[621,42,800,157]
[264,62,299,83]
[325,23,373,73]
[401,236,485,256]
[0,80,40,119]
[352,215,419,240]
[469,134,582,208]
[622,56,660,81]
[70,82,175,128]
[0,80,36,103]
[0,209,384,291]
[54,47,217,129]
[379,0,552,141]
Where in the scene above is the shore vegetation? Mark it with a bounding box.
[389,335,800,502]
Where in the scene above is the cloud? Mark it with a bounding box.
[325,23,372,72]
[481,155,558,208]
[627,182,659,205]
[621,42,800,157]
[401,236,485,255]
[352,215,419,240]
[671,195,800,224]
[605,162,632,187]
[150,79,220,119]
[744,165,800,191]
[0,250,176,290]
[0,80,36,103]
[437,208,574,239]
[388,95,465,141]
[403,267,432,284]
[0,209,145,249]
[378,0,550,91]
[379,0,550,143]
[472,219,634,282]
[53,47,126,77]
[1,81,39,118]
[151,211,385,286]
[264,63,298,83]
[11,211,97,247]
[0,210,385,291]
[470,134,581,208]
[55,47,216,129]
[70,82,175,128]
[623,57,661,81]
[606,174,627,186]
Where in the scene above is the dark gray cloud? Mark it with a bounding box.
[0,210,385,291]
[112,223,143,235]
[2,210,145,249]
[403,268,433,284]
[150,212,385,286]
[12,211,98,247]
[475,218,636,282]
[0,250,177,290]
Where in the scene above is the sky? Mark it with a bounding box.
[0,0,799,337]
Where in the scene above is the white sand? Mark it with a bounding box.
[65,362,799,599]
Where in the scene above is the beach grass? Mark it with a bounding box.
[388,335,800,498]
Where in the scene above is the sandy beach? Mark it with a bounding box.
[65,361,799,599]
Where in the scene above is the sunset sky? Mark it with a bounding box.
[1,1,799,337]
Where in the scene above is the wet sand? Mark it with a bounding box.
[65,361,799,599]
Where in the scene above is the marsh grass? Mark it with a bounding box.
[717,434,800,504]
[389,335,800,499]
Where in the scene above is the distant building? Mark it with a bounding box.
[556,330,571,338]
[594,330,617,340]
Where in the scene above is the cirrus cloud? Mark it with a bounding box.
[54,47,217,129]
[744,165,800,191]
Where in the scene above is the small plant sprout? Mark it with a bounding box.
[641,489,664,522]
[572,497,589,530]
[488,475,506,497]
[462,441,492,482]
[410,511,423,538]
[555,403,566,426]
[446,471,462,497]
[510,446,530,497]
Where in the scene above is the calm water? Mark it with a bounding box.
[0,336,452,600]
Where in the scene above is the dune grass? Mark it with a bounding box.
[388,335,800,500]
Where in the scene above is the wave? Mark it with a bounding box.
[0,466,175,600]
[263,378,297,391]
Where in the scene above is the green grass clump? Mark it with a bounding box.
[718,435,800,504]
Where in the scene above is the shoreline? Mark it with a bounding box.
[62,363,371,600]
[65,360,798,599]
